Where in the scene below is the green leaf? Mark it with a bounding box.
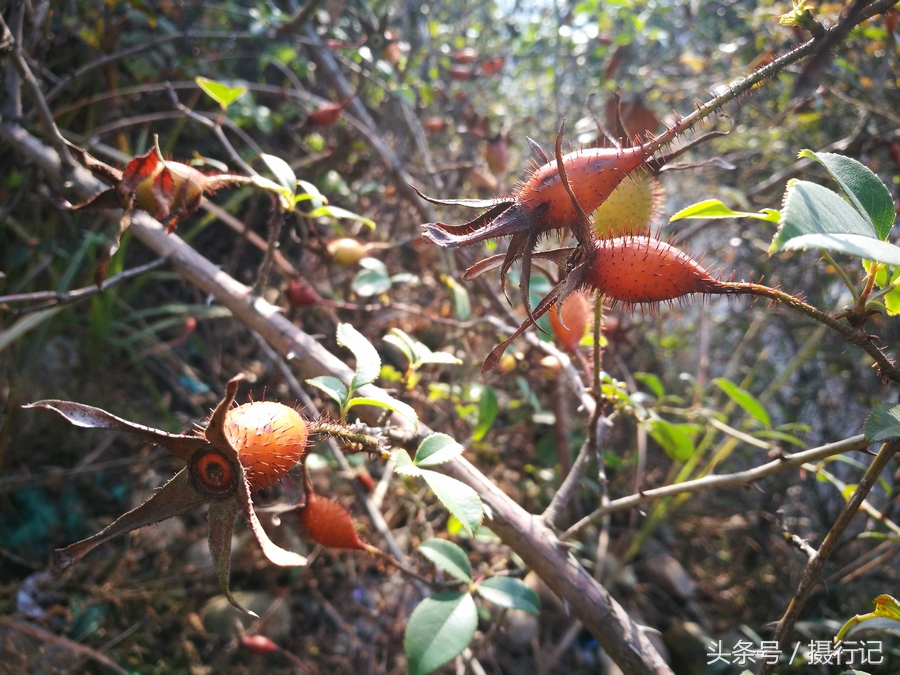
[778,233,900,267]
[348,395,418,430]
[772,180,877,252]
[646,418,695,462]
[418,539,472,582]
[476,577,540,614]
[384,328,462,369]
[307,204,376,230]
[260,153,297,194]
[798,150,895,240]
[383,329,416,364]
[669,199,779,223]
[713,378,771,428]
[415,433,464,467]
[305,376,348,406]
[195,76,247,108]
[420,470,483,536]
[472,386,499,442]
[352,258,392,297]
[336,323,380,389]
[634,372,665,398]
[863,403,900,441]
[249,175,294,210]
[393,449,422,477]
[296,180,325,208]
[404,592,477,675]
[443,276,471,322]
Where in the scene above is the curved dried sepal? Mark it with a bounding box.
[23,400,206,463]
[55,187,124,212]
[482,283,562,372]
[54,468,205,568]
[204,374,244,463]
[206,494,255,616]
[411,185,511,209]
[462,246,574,281]
[422,201,515,243]
[238,476,307,568]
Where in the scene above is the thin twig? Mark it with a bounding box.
[562,434,872,541]
[254,203,285,295]
[0,258,167,309]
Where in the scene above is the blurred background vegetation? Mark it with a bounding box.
[1,0,899,673]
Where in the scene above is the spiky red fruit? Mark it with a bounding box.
[223,402,308,492]
[299,493,365,550]
[583,236,722,307]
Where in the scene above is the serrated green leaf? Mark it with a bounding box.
[393,449,422,477]
[260,153,297,194]
[307,205,376,230]
[476,577,540,614]
[195,76,246,108]
[352,259,392,297]
[337,323,380,389]
[305,376,348,406]
[772,180,877,252]
[415,433,464,467]
[779,233,900,267]
[472,386,498,442]
[418,539,472,582]
[713,378,771,428]
[799,150,895,239]
[669,199,779,223]
[348,395,418,430]
[863,403,900,441]
[404,592,477,675]
[646,418,695,462]
[420,470,483,536]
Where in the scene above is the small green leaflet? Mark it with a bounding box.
[195,76,247,109]
[472,386,499,441]
[404,592,477,675]
[305,375,348,406]
[307,204,376,230]
[260,153,297,194]
[443,276,471,322]
[348,395,418,430]
[475,577,540,614]
[646,418,695,462]
[863,403,900,442]
[420,470,483,536]
[352,258,392,297]
[669,199,779,223]
[414,433,464,467]
[713,378,771,428]
[393,449,422,477]
[336,323,380,390]
[418,539,471,583]
[384,328,462,370]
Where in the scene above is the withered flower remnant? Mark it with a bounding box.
[25,375,308,616]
